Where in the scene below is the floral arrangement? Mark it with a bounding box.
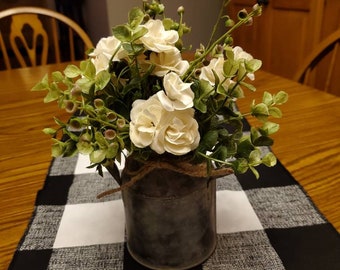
[33,0,287,182]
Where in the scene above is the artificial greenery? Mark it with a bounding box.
[33,0,288,180]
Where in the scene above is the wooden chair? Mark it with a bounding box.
[0,6,93,70]
[294,29,340,94]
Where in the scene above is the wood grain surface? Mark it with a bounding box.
[0,64,339,269]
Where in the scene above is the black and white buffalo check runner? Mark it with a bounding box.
[9,145,340,269]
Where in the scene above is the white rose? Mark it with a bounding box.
[140,19,179,52]
[89,36,128,73]
[130,94,200,155]
[199,56,231,88]
[157,72,194,111]
[233,46,255,80]
[149,48,189,76]
[233,46,253,61]
[129,95,163,149]
[152,108,200,155]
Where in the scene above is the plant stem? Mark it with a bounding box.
[207,0,231,48]
[86,117,118,129]
[181,9,257,80]
[197,151,233,166]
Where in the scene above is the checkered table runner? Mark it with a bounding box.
[9,146,340,269]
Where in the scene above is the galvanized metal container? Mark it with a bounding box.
[121,155,217,270]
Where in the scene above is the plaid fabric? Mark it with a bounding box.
[9,147,340,270]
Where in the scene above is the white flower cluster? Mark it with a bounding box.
[90,18,199,155]
[33,1,288,179]
[89,17,255,156]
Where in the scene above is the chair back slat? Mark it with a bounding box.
[50,18,61,63]
[0,32,11,69]
[0,6,93,70]
[69,28,75,61]
[9,14,49,67]
[294,29,340,95]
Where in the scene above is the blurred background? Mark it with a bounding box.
[227,0,340,97]
[0,0,225,51]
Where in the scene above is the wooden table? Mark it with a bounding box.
[0,64,339,269]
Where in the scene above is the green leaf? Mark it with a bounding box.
[200,79,214,96]
[122,43,145,55]
[95,131,108,148]
[212,69,220,86]
[43,83,60,103]
[80,60,96,79]
[112,25,132,42]
[193,79,213,113]
[273,91,288,105]
[245,59,262,72]
[106,142,119,159]
[223,59,238,77]
[249,165,260,179]
[90,149,106,163]
[31,74,49,91]
[253,136,274,146]
[95,70,111,90]
[230,85,244,98]
[64,127,80,141]
[240,81,256,92]
[216,145,229,161]
[42,128,57,135]
[232,158,248,174]
[225,47,234,61]
[202,130,219,150]
[262,91,273,106]
[76,77,94,94]
[131,27,148,41]
[52,71,64,82]
[218,128,229,139]
[268,107,282,118]
[162,18,174,30]
[250,126,260,142]
[237,136,255,158]
[194,99,207,113]
[237,63,247,81]
[76,141,94,155]
[54,117,66,127]
[62,140,78,157]
[64,65,81,78]
[216,84,227,95]
[128,7,144,29]
[218,105,239,117]
[51,139,65,157]
[226,141,237,157]
[260,121,280,135]
[251,102,269,121]
[262,152,277,167]
[249,149,261,166]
